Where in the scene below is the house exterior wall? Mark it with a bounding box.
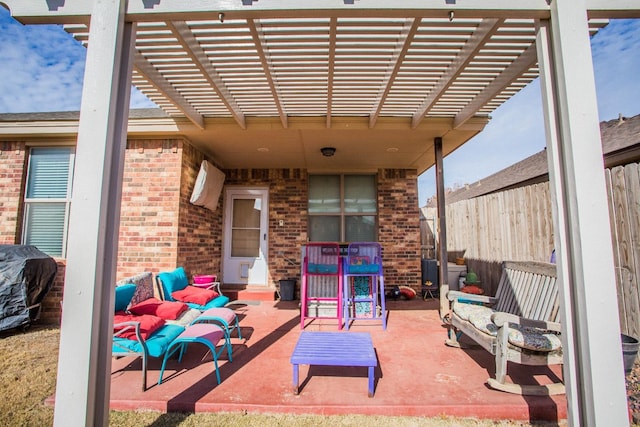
[378,169,421,289]
[0,138,422,325]
[176,143,223,278]
[116,139,183,279]
[224,168,422,293]
[0,141,26,243]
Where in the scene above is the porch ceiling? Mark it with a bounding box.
[3,2,613,173]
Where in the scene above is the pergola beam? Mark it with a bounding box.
[412,18,502,129]
[167,21,246,129]
[369,18,420,129]
[247,18,289,129]
[5,0,640,24]
[133,52,205,130]
[453,42,538,129]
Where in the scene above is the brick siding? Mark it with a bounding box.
[176,143,223,278]
[378,169,421,291]
[0,141,27,244]
[116,139,183,279]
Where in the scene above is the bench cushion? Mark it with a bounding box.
[157,267,189,300]
[453,300,491,321]
[468,309,498,336]
[172,286,218,305]
[508,324,562,352]
[113,324,185,358]
[115,284,136,312]
[129,297,189,320]
[114,313,165,340]
[193,295,231,310]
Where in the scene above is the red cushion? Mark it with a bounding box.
[128,297,188,320]
[399,285,417,299]
[461,285,484,295]
[113,313,165,341]
[172,286,219,306]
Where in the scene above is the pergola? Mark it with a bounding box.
[2,1,639,426]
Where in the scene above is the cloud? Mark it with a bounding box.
[0,8,155,113]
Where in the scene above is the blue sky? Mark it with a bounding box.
[0,9,638,205]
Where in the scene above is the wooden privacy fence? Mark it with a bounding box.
[434,161,640,339]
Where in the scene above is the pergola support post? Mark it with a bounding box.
[536,3,628,426]
[434,137,450,317]
[53,0,135,425]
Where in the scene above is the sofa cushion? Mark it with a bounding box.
[115,284,137,312]
[113,313,165,341]
[129,297,188,320]
[157,267,189,300]
[508,324,562,352]
[172,286,219,306]
[113,324,185,358]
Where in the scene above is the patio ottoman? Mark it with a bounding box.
[192,307,242,359]
[158,323,228,385]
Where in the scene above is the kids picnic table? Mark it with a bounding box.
[290,331,378,397]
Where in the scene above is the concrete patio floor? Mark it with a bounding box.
[108,298,566,423]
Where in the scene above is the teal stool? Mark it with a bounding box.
[158,323,227,385]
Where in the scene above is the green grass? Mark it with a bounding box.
[0,325,559,426]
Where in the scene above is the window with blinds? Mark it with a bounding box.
[22,147,74,257]
[308,174,377,242]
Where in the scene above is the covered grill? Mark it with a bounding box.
[0,245,57,332]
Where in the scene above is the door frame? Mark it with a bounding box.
[222,186,269,286]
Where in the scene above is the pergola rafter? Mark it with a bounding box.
[247,18,289,128]
[167,20,247,129]
[133,52,205,129]
[411,18,503,129]
[368,18,421,128]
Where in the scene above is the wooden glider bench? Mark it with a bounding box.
[290,331,378,397]
[445,261,564,396]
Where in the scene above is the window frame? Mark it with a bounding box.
[308,173,378,242]
[21,146,75,258]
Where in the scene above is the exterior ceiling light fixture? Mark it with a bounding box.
[321,147,336,157]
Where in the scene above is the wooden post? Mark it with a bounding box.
[435,137,449,317]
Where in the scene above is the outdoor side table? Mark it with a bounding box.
[290,331,377,397]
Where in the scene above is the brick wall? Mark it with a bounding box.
[0,141,27,244]
[378,169,421,291]
[0,137,421,325]
[176,143,223,278]
[39,260,66,324]
[116,139,183,280]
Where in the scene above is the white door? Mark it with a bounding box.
[223,187,269,286]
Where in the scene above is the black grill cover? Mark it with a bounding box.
[0,245,57,332]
